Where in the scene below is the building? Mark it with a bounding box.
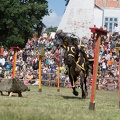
[58,0,95,39]
[58,0,120,39]
[94,0,120,33]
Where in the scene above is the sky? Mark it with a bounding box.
[42,0,66,28]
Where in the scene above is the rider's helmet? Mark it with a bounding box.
[56,29,63,39]
[56,29,63,35]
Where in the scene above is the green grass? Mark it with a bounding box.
[0,86,120,120]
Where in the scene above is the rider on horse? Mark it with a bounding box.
[55,29,91,74]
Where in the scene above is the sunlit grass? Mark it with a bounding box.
[0,86,120,120]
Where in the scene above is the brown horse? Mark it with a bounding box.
[65,45,88,98]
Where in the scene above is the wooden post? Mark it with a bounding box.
[10,47,20,79]
[115,47,120,108]
[89,28,107,110]
[10,47,20,96]
[37,47,45,92]
[57,61,60,92]
[38,55,43,92]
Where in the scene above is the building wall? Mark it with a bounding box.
[58,0,120,38]
[104,8,120,19]
[104,8,120,32]
[94,7,120,32]
[94,8,103,28]
[58,0,94,39]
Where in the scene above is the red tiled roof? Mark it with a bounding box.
[96,0,120,8]
[96,0,103,7]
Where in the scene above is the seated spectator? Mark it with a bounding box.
[50,64,57,73]
[42,64,50,80]
[116,39,120,47]
[24,72,33,84]
[98,78,107,90]
[106,75,116,90]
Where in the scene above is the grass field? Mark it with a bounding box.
[0,86,120,120]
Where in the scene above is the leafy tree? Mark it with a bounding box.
[45,26,57,35]
[65,0,69,6]
[0,0,49,48]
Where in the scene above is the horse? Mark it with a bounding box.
[65,45,88,98]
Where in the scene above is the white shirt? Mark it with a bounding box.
[114,26,119,33]
[102,62,107,69]
[0,57,5,66]
[105,54,111,60]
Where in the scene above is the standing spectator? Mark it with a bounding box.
[105,51,111,61]
[32,56,39,70]
[4,61,12,76]
[0,55,5,67]
[103,25,107,30]
[107,57,114,69]
[113,23,119,34]
[22,49,27,62]
[0,46,4,56]
[101,59,107,77]
[0,67,4,78]
[3,49,8,59]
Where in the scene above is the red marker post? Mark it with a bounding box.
[115,47,120,108]
[89,28,107,110]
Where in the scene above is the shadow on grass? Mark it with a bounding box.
[61,95,90,100]
[61,95,82,100]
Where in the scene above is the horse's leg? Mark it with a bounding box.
[80,71,86,98]
[69,74,78,96]
[72,87,78,96]
[72,76,79,96]
[84,76,88,96]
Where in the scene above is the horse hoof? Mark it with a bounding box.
[85,92,88,96]
[82,94,86,99]
[73,91,78,96]
[82,95,86,99]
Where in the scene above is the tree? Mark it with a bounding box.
[45,26,57,35]
[0,0,49,48]
[65,0,69,6]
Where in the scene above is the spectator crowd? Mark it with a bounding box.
[0,26,120,90]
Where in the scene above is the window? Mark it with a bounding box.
[110,18,113,21]
[104,17,118,32]
[114,18,117,22]
[105,18,108,21]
